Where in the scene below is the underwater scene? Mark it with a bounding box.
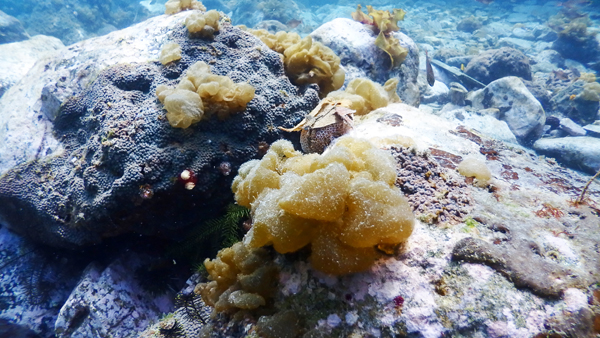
[1,0,600,337]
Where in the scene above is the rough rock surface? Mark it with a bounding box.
[465,47,532,85]
[533,136,600,175]
[550,80,600,125]
[55,253,175,338]
[0,35,64,98]
[469,76,546,145]
[310,18,421,106]
[0,11,319,248]
[0,225,85,337]
[0,10,29,43]
[180,104,600,338]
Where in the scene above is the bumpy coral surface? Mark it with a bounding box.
[231,136,415,275]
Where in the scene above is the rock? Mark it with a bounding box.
[420,77,449,105]
[254,20,288,33]
[533,137,600,174]
[310,18,420,106]
[559,117,587,136]
[0,11,319,248]
[583,123,600,137]
[449,82,468,106]
[550,80,600,125]
[178,103,600,338]
[511,27,535,40]
[531,49,565,73]
[533,26,558,42]
[495,37,533,52]
[456,16,482,33]
[523,78,552,111]
[552,26,600,64]
[469,76,545,144]
[445,56,473,68]
[0,225,86,337]
[0,10,29,43]
[232,0,301,29]
[433,48,463,63]
[55,253,175,337]
[465,47,532,85]
[506,12,532,23]
[0,35,64,98]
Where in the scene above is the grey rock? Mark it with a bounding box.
[583,123,600,137]
[511,27,535,40]
[445,56,473,68]
[0,226,85,337]
[531,49,565,73]
[420,76,449,105]
[533,137,600,174]
[470,76,545,144]
[465,47,532,85]
[559,117,587,136]
[0,12,319,248]
[254,20,288,33]
[495,37,533,52]
[0,10,29,44]
[55,253,174,338]
[456,16,482,33]
[449,82,468,106]
[550,80,600,125]
[0,35,64,99]
[533,26,557,42]
[310,18,420,106]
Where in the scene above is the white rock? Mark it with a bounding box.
[0,35,64,98]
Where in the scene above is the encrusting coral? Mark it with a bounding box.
[230,136,415,275]
[351,4,408,68]
[156,61,255,128]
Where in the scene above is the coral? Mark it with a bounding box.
[157,61,255,127]
[326,77,401,115]
[457,158,492,187]
[196,242,278,313]
[231,136,415,275]
[351,4,408,68]
[185,10,220,38]
[283,36,345,97]
[159,42,182,65]
[165,0,206,14]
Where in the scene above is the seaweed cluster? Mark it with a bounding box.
[351,4,408,68]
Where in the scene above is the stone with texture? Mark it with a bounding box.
[310,18,420,106]
[0,11,319,248]
[0,35,64,98]
[469,76,545,144]
[533,136,600,174]
[465,47,532,84]
[0,10,29,44]
[55,253,175,338]
[531,49,564,73]
[559,117,587,136]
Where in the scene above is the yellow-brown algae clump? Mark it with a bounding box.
[283,36,345,97]
[196,242,278,312]
[185,9,220,38]
[164,0,206,14]
[231,136,415,275]
[159,42,182,65]
[325,77,401,115]
[156,61,255,128]
[457,158,492,187]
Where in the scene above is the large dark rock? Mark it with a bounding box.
[0,16,319,249]
[464,47,532,85]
